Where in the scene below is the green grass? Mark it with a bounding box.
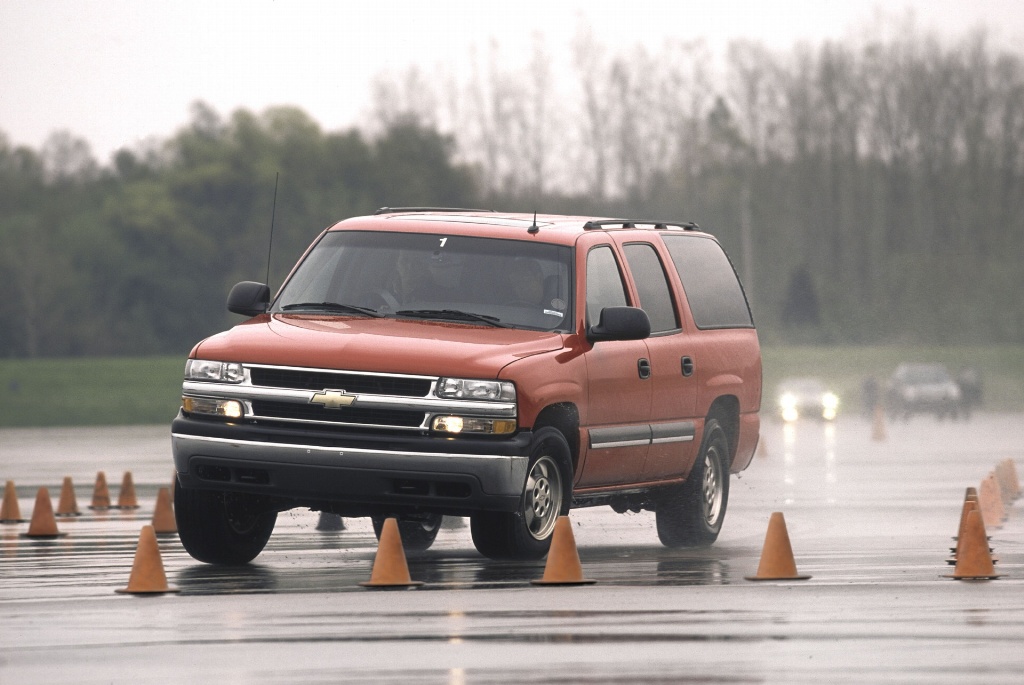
[1,347,1021,427]
[0,356,184,427]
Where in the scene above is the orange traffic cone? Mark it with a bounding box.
[115,471,140,510]
[116,525,180,594]
[22,488,66,539]
[746,512,811,580]
[943,509,1001,580]
[360,517,423,588]
[1005,459,1021,500]
[871,405,887,442]
[151,487,177,534]
[948,496,992,564]
[979,475,1005,529]
[532,516,595,586]
[55,476,81,517]
[1,480,26,523]
[90,471,112,510]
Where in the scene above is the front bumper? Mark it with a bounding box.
[171,413,532,515]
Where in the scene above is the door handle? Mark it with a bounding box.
[681,356,695,377]
[638,358,651,379]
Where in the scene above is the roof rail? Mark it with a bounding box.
[583,219,701,231]
[374,207,496,215]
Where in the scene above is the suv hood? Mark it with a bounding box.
[193,314,565,378]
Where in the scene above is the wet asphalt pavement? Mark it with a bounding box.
[1,414,1023,683]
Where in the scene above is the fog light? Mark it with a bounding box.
[183,396,244,419]
[432,416,516,435]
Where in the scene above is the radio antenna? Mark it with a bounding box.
[265,172,279,289]
[528,209,539,234]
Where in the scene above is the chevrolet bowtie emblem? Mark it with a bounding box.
[309,390,356,409]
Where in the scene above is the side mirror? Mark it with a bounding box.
[227,281,270,317]
[587,306,651,342]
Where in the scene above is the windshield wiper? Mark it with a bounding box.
[396,309,510,328]
[281,302,384,317]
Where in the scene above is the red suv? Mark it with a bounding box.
[171,210,762,563]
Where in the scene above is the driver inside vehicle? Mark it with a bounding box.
[506,257,545,307]
[383,250,435,306]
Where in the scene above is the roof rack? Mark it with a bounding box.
[582,219,701,231]
[374,207,496,215]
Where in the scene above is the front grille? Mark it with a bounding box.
[249,367,432,397]
[251,400,426,428]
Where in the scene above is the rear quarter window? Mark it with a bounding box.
[662,235,754,329]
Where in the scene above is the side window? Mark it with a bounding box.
[662,235,754,329]
[623,243,679,333]
[586,246,628,328]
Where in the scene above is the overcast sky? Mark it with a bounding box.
[2,0,1022,163]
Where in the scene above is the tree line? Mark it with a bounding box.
[2,24,1023,357]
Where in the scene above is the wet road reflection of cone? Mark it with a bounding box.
[746,512,811,581]
[1,480,27,523]
[151,487,177,535]
[360,517,423,588]
[89,471,111,510]
[944,509,1001,580]
[532,515,595,586]
[56,476,81,517]
[871,405,887,442]
[116,471,140,510]
[116,525,179,594]
[23,488,66,539]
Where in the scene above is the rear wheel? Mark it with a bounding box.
[175,485,277,565]
[471,427,572,560]
[656,418,730,548]
[371,513,443,553]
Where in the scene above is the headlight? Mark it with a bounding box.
[779,393,797,410]
[185,359,245,383]
[182,396,244,419]
[432,416,517,435]
[436,378,515,402]
[822,392,839,410]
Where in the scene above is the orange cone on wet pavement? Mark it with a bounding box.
[1,480,26,523]
[116,471,140,510]
[949,496,991,563]
[1004,459,1021,500]
[55,476,81,517]
[360,517,423,588]
[23,488,66,539]
[151,487,177,534]
[116,525,179,594]
[871,405,887,442]
[944,509,1001,580]
[979,474,1005,529]
[90,471,111,510]
[532,515,595,586]
[746,511,811,581]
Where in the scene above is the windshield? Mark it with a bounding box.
[273,230,574,332]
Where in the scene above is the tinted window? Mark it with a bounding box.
[662,235,753,329]
[274,231,573,332]
[623,243,679,333]
[585,246,628,328]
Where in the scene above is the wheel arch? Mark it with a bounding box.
[532,402,580,474]
[706,395,740,467]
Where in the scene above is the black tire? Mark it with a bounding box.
[656,418,730,548]
[470,426,573,560]
[371,513,443,553]
[175,485,277,565]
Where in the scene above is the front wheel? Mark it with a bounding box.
[175,485,277,565]
[371,513,443,553]
[471,427,572,560]
[656,418,730,548]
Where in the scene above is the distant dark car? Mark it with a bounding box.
[776,377,839,422]
[885,363,963,420]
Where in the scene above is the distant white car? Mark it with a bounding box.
[776,377,839,422]
[885,363,963,420]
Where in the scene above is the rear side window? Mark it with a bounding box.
[662,235,753,329]
[623,243,679,333]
